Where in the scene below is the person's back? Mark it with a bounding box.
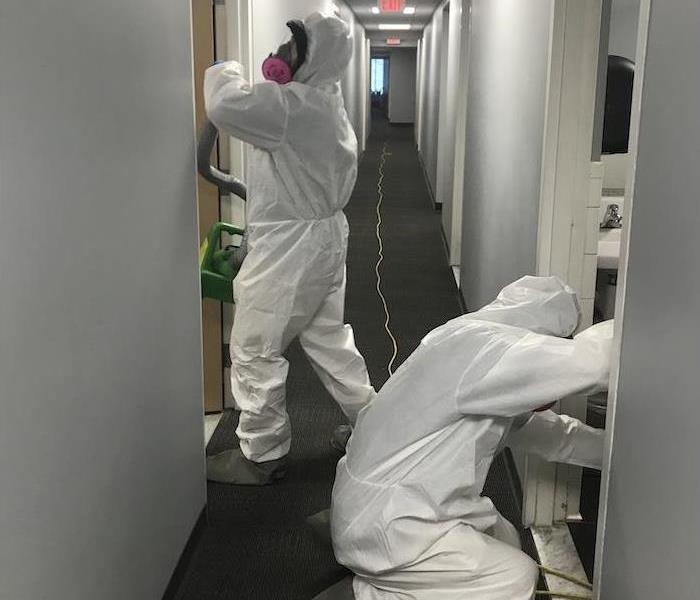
[333,318,529,572]
[330,277,612,599]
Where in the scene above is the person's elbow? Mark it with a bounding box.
[204,95,229,133]
[204,90,245,141]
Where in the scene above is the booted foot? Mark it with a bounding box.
[330,424,353,453]
[206,448,288,485]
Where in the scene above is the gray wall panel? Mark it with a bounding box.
[389,48,417,124]
[609,0,641,61]
[459,0,553,310]
[418,13,445,198]
[599,1,700,597]
[0,1,205,598]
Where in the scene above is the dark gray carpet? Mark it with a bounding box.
[172,117,542,600]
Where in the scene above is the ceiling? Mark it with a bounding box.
[345,0,444,46]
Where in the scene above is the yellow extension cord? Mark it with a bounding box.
[375,142,399,377]
[536,564,593,599]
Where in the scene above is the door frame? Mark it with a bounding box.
[522,0,605,526]
[192,0,224,414]
[592,0,651,593]
[221,0,252,408]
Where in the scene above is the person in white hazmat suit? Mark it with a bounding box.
[320,277,613,600]
[203,12,376,485]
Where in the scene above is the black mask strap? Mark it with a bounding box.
[286,20,308,72]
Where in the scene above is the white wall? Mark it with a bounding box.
[459,0,554,310]
[597,0,700,596]
[416,39,424,148]
[602,153,630,190]
[436,5,451,201]
[225,0,254,184]
[439,0,468,264]
[337,2,370,152]
[596,0,640,195]
[388,49,417,124]
[0,1,205,599]
[417,9,447,199]
[608,0,640,60]
[436,0,461,245]
[448,0,472,267]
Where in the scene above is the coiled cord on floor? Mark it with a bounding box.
[375,142,399,377]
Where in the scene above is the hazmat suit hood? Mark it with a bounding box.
[294,12,353,88]
[469,276,581,337]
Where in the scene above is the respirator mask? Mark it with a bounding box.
[262,19,308,85]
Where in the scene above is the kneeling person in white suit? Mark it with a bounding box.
[326,277,612,600]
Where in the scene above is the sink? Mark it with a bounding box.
[597,197,624,269]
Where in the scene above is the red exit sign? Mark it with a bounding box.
[380,0,405,12]
[387,37,401,45]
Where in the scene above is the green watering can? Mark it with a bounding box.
[197,119,247,304]
[199,222,246,304]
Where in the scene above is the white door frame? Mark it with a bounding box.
[449,0,472,273]
[523,0,604,526]
[415,38,423,150]
[437,0,463,264]
[224,0,252,186]
[221,0,252,407]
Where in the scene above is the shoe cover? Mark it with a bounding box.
[206,448,288,485]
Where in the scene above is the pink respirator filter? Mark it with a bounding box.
[262,56,293,85]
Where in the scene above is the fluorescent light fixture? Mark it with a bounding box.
[378,23,411,30]
[403,6,416,14]
[371,6,380,14]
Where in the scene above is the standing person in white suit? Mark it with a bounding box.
[203,12,376,485]
[320,277,612,599]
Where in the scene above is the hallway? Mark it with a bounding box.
[173,118,539,599]
[6,1,700,597]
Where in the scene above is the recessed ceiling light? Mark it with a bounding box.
[378,23,411,30]
[371,6,380,14]
[403,7,416,14]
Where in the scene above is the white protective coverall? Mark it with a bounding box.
[330,277,613,600]
[204,13,376,462]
